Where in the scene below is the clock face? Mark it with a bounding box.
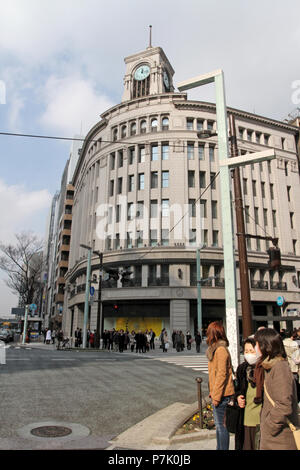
[134,65,150,81]
[163,71,170,90]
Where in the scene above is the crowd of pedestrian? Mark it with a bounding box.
[206,321,300,451]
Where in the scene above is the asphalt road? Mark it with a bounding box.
[0,344,209,449]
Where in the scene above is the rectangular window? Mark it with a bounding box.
[212,230,219,247]
[238,128,244,139]
[151,171,158,189]
[127,202,134,220]
[116,204,121,223]
[189,199,196,217]
[117,177,122,194]
[109,180,114,197]
[198,144,205,160]
[246,238,251,250]
[151,144,158,161]
[126,232,133,249]
[118,150,123,168]
[255,132,261,144]
[186,118,194,130]
[139,146,145,163]
[161,229,169,246]
[115,233,120,250]
[150,229,158,246]
[257,239,261,251]
[263,208,268,226]
[188,170,195,188]
[138,173,144,190]
[108,206,113,224]
[203,229,208,245]
[293,240,297,255]
[287,186,291,202]
[197,119,204,130]
[137,230,143,248]
[243,178,248,195]
[247,130,252,141]
[210,172,216,190]
[129,147,135,165]
[252,180,257,197]
[162,171,169,188]
[261,182,265,198]
[270,183,274,200]
[150,200,158,218]
[212,201,218,219]
[209,145,215,162]
[207,120,214,130]
[105,236,112,250]
[128,175,134,192]
[290,212,294,229]
[254,207,259,224]
[136,202,144,219]
[189,229,196,246]
[245,205,250,223]
[162,143,169,160]
[110,153,115,170]
[272,210,277,227]
[264,134,270,146]
[200,199,207,218]
[161,199,169,217]
[200,171,206,188]
[187,142,194,160]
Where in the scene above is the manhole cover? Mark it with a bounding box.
[30,426,72,438]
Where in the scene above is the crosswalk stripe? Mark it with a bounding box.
[150,354,209,374]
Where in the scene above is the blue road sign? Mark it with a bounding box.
[276,296,285,307]
[30,303,37,311]
[90,286,95,296]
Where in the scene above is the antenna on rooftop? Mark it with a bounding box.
[148,25,152,48]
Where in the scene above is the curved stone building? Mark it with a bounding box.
[63,45,300,340]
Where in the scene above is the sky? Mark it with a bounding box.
[0,0,300,316]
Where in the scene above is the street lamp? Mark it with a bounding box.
[178,70,240,369]
[93,250,103,349]
[178,70,276,369]
[80,243,92,348]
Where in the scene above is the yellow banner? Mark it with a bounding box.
[115,317,162,336]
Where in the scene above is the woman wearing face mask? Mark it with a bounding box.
[254,328,299,450]
[234,337,263,450]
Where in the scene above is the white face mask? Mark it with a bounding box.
[255,345,262,359]
[244,353,258,365]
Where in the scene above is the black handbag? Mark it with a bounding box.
[224,397,240,433]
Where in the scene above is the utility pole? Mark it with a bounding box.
[196,248,202,337]
[81,245,92,349]
[229,113,252,338]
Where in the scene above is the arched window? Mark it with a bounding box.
[140,120,147,134]
[113,128,118,142]
[130,122,136,136]
[121,125,127,138]
[162,117,169,131]
[151,118,158,132]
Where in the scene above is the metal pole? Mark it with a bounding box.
[196,248,202,337]
[196,377,203,429]
[95,252,103,349]
[82,248,92,348]
[22,305,29,344]
[229,113,253,338]
[214,72,240,371]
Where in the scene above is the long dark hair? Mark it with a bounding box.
[254,328,287,360]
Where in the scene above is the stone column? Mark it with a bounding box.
[170,299,190,334]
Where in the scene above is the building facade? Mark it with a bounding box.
[63,45,300,340]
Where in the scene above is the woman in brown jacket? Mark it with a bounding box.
[255,328,299,450]
[206,321,235,450]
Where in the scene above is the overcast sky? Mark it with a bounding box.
[0,0,299,316]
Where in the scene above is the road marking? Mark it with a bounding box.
[51,359,76,361]
[6,359,31,361]
[150,355,209,374]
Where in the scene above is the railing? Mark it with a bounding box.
[270,281,287,290]
[251,280,269,290]
[148,277,169,287]
[215,278,225,288]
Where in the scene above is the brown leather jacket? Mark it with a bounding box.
[206,340,235,404]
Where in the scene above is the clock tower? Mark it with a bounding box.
[122,45,175,102]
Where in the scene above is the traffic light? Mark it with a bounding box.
[267,246,281,270]
[113,304,119,313]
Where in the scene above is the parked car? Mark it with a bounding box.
[0,329,10,343]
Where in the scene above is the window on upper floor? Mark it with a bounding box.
[162,171,169,188]
[187,142,194,160]
[112,128,118,141]
[151,144,158,161]
[140,120,147,134]
[162,117,169,131]
[151,118,158,132]
[186,118,194,130]
[162,142,169,160]
[130,122,137,136]
[121,125,127,138]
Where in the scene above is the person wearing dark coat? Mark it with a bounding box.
[149,329,156,350]
[186,331,192,350]
[135,330,144,353]
[195,331,202,353]
[234,337,263,450]
[118,330,125,353]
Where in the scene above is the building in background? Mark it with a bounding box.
[61,44,300,340]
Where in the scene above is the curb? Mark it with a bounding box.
[107,397,215,450]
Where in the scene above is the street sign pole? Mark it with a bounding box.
[196,248,202,337]
[22,305,29,344]
[82,248,92,348]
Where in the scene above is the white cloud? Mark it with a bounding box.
[0,179,52,244]
[39,75,114,135]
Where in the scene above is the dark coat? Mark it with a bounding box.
[233,361,250,450]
